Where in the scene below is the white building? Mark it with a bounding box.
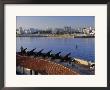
[82,28,90,34]
[90,29,95,35]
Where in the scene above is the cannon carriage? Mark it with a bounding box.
[16,46,75,63]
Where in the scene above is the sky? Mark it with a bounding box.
[16,16,95,30]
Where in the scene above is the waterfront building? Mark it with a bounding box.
[30,28,36,34]
[90,29,95,36]
[64,26,72,34]
[89,27,92,30]
[82,28,90,35]
[19,27,24,34]
[45,28,52,34]
[24,29,29,34]
[16,29,21,34]
[54,28,64,34]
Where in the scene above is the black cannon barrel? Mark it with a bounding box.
[42,50,52,58]
[51,51,62,59]
[60,53,71,62]
[30,48,36,52]
[37,49,44,54]
[27,48,36,56]
[34,49,44,56]
[46,50,52,55]
[64,53,71,57]
[55,52,61,55]
[21,47,27,52]
[23,48,27,51]
[54,51,61,58]
[18,48,73,63]
[22,48,27,53]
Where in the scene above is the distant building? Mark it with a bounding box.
[82,28,90,34]
[64,26,72,34]
[16,29,21,34]
[24,29,30,34]
[90,29,95,35]
[30,28,36,34]
[54,28,64,34]
[19,27,24,34]
[89,27,92,30]
[46,28,52,34]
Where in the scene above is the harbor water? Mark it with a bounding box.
[16,37,95,62]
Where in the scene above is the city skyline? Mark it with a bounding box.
[16,16,95,30]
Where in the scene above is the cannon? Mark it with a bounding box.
[20,46,27,53]
[45,50,52,56]
[60,53,72,62]
[27,48,36,56]
[51,52,62,59]
[34,49,44,57]
[41,50,52,58]
[21,48,27,55]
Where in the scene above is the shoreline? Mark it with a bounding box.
[16,34,95,38]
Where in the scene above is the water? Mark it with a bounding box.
[16,37,95,62]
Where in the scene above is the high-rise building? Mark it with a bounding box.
[19,27,24,34]
[64,26,72,34]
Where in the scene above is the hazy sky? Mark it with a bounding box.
[16,16,95,30]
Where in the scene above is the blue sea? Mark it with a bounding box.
[16,37,95,62]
